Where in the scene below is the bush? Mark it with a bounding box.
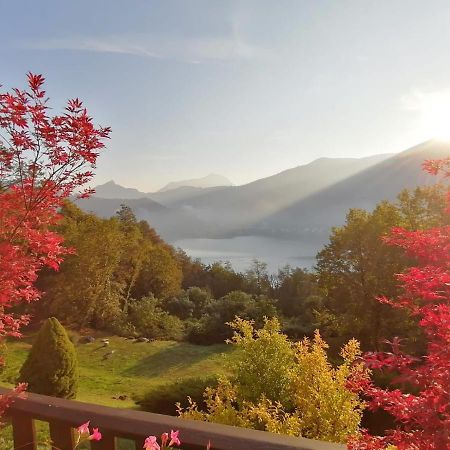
[128,297,185,341]
[18,317,79,399]
[186,292,278,345]
[136,375,219,415]
[186,317,220,345]
[180,318,368,444]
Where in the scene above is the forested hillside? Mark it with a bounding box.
[28,183,448,355]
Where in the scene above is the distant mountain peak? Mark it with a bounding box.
[94,180,150,200]
[158,173,232,192]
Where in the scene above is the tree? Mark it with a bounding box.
[115,206,152,312]
[0,73,110,338]
[132,244,182,300]
[204,262,246,298]
[0,73,108,409]
[39,202,124,328]
[18,317,79,398]
[316,203,410,349]
[349,157,450,449]
[244,259,271,295]
[316,186,448,352]
[273,266,317,316]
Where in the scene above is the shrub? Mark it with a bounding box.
[128,297,185,341]
[186,317,220,345]
[180,317,368,444]
[18,317,79,399]
[136,375,219,415]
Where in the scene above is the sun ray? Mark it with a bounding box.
[415,91,450,141]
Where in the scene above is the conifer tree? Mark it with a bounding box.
[19,318,79,399]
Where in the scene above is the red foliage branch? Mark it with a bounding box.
[0,73,110,338]
[0,73,110,410]
[349,159,450,449]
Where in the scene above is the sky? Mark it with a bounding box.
[1,0,450,191]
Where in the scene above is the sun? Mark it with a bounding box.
[416,91,450,141]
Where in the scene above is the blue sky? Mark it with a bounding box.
[1,1,450,190]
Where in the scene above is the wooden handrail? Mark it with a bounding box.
[0,387,345,450]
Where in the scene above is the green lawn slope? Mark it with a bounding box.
[0,334,231,409]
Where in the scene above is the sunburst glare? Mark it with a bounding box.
[410,91,450,141]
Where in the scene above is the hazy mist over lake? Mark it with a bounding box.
[173,236,321,273]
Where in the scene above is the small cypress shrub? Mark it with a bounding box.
[18,317,79,399]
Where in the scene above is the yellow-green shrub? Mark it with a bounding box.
[179,317,368,444]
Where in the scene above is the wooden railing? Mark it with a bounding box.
[0,387,345,450]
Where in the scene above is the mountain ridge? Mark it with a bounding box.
[83,141,449,245]
[158,173,232,192]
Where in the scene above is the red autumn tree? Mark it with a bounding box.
[349,157,450,449]
[0,73,110,406]
[0,73,110,336]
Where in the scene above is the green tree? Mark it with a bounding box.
[204,262,246,298]
[39,202,124,328]
[316,203,410,349]
[115,205,151,313]
[396,184,450,229]
[273,265,323,325]
[316,186,448,351]
[244,259,271,295]
[18,318,79,399]
[132,244,182,300]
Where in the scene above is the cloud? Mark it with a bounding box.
[19,33,269,64]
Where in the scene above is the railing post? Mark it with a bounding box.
[12,412,37,450]
[91,432,116,450]
[49,420,75,450]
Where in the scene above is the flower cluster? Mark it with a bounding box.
[144,430,181,450]
[75,421,102,447]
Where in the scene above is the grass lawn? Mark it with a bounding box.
[0,334,231,409]
[0,334,232,448]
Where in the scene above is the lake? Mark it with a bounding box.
[173,235,323,273]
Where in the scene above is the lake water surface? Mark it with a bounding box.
[173,235,321,273]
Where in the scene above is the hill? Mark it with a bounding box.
[75,196,209,241]
[158,173,232,192]
[254,140,450,239]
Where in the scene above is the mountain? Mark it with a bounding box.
[94,180,153,200]
[165,153,393,235]
[150,185,228,206]
[94,178,231,206]
[75,196,210,241]
[252,140,449,239]
[158,173,232,192]
[83,141,449,247]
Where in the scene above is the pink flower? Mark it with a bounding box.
[169,430,181,447]
[144,436,161,450]
[161,432,169,446]
[77,421,90,435]
[89,428,102,441]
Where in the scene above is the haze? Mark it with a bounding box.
[2,0,450,190]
